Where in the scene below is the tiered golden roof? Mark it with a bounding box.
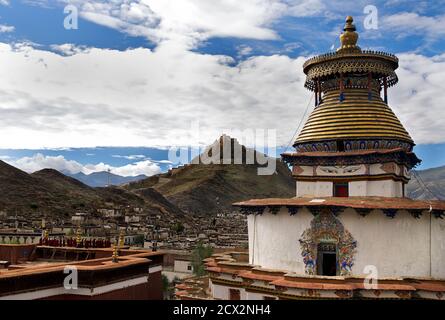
[296,89,413,144]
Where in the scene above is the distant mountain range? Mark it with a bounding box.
[0,162,140,214]
[67,161,444,202]
[0,136,294,217]
[65,171,147,187]
[66,163,445,202]
[407,165,445,200]
[0,136,443,217]
[0,161,184,217]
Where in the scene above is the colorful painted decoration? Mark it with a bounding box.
[299,210,357,276]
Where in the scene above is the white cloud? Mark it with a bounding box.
[50,43,91,56]
[0,42,309,148]
[112,154,146,160]
[84,159,161,176]
[390,53,445,144]
[0,24,14,33]
[0,0,9,6]
[236,45,253,57]
[10,153,84,174]
[154,160,173,164]
[66,0,286,47]
[7,153,161,176]
[286,0,325,17]
[0,40,444,147]
[0,2,444,149]
[383,13,445,38]
[62,0,330,49]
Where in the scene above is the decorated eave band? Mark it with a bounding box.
[281,148,421,169]
[303,50,398,71]
[302,51,399,92]
[237,205,445,220]
[293,140,415,153]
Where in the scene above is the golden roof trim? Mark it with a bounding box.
[295,134,414,142]
[303,50,398,71]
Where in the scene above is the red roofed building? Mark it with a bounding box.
[0,244,164,300]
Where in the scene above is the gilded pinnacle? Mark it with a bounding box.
[338,16,360,52]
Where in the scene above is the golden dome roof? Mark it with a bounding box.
[293,16,414,153]
[295,88,414,146]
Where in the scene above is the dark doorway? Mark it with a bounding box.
[229,289,240,300]
[317,243,337,276]
[322,253,337,276]
[334,182,349,197]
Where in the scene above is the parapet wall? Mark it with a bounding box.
[0,244,36,264]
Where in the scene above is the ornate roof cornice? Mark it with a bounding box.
[304,54,399,91]
[281,148,421,168]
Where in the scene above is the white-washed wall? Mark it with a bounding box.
[247,208,445,278]
[248,207,313,273]
[296,180,403,197]
[338,208,433,277]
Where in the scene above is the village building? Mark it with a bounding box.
[162,250,195,282]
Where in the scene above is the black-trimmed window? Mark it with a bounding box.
[334,182,349,197]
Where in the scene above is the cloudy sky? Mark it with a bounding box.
[0,0,444,176]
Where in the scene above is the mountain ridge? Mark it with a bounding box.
[0,163,182,217]
[407,165,445,200]
[62,170,147,187]
[0,136,443,217]
[126,135,296,215]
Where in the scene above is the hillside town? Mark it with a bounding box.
[0,205,248,250]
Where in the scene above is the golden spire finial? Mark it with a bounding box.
[112,238,119,263]
[118,229,125,247]
[337,16,360,52]
[345,16,354,30]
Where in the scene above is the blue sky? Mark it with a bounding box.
[1,1,444,57]
[0,0,444,175]
[0,1,151,50]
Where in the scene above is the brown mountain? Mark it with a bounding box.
[407,165,445,200]
[126,135,295,215]
[0,162,184,217]
[0,162,99,214]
